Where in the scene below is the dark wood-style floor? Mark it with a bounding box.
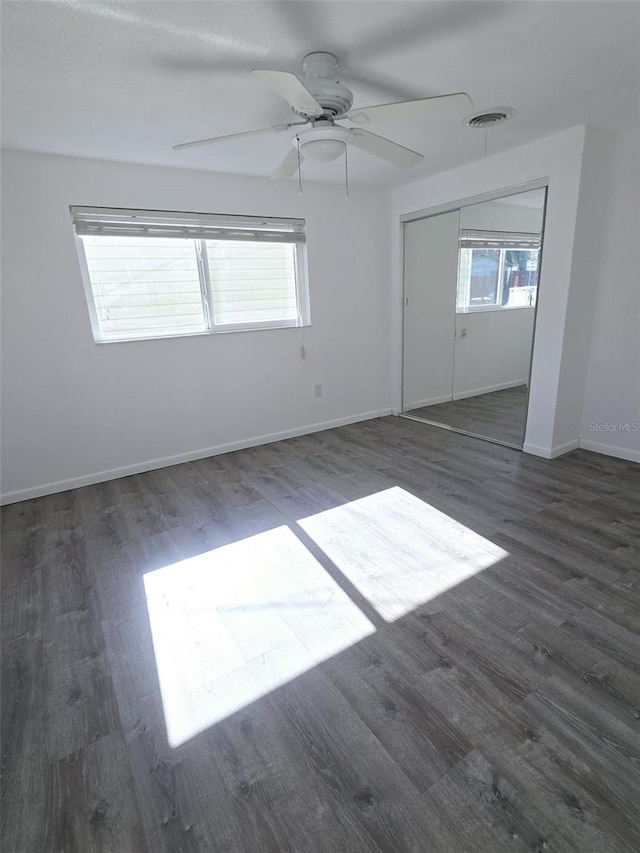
[2,416,640,852]
[408,385,529,446]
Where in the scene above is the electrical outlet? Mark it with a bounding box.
[314,384,322,398]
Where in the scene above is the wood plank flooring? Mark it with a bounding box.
[2,416,639,852]
[408,385,529,446]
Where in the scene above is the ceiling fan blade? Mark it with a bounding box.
[346,92,473,125]
[271,147,304,181]
[173,121,307,151]
[348,129,423,167]
[253,70,324,116]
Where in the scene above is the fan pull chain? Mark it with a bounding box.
[295,136,303,196]
[484,128,488,158]
[344,142,350,199]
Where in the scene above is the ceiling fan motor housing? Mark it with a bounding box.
[301,52,353,117]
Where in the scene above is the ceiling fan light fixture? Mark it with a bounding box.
[296,125,351,162]
[302,138,346,162]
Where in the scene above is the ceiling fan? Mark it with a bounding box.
[173,52,473,179]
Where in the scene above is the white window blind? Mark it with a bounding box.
[71,207,305,243]
[81,236,207,339]
[459,229,541,249]
[206,241,299,326]
[71,207,309,342]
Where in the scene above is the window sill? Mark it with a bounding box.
[456,305,536,315]
[93,321,311,345]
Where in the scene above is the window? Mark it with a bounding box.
[457,230,541,312]
[71,207,309,342]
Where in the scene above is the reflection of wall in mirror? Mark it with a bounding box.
[453,309,535,399]
[459,197,544,232]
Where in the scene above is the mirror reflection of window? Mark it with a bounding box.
[457,232,541,312]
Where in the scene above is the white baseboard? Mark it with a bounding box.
[522,439,580,459]
[524,437,639,463]
[404,394,452,410]
[578,438,640,463]
[453,379,527,401]
[0,408,393,505]
[405,381,527,411]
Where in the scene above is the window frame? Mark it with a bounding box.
[71,207,310,343]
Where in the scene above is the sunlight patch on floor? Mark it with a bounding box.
[143,525,375,747]
[145,488,507,746]
[298,486,508,621]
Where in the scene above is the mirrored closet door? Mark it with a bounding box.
[402,186,547,448]
[402,209,459,431]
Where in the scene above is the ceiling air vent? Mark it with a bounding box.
[465,107,516,128]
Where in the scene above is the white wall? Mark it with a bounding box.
[453,309,535,398]
[580,129,640,461]
[551,126,616,451]
[391,126,598,458]
[0,150,391,502]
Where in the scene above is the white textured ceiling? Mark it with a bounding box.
[1,1,639,187]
